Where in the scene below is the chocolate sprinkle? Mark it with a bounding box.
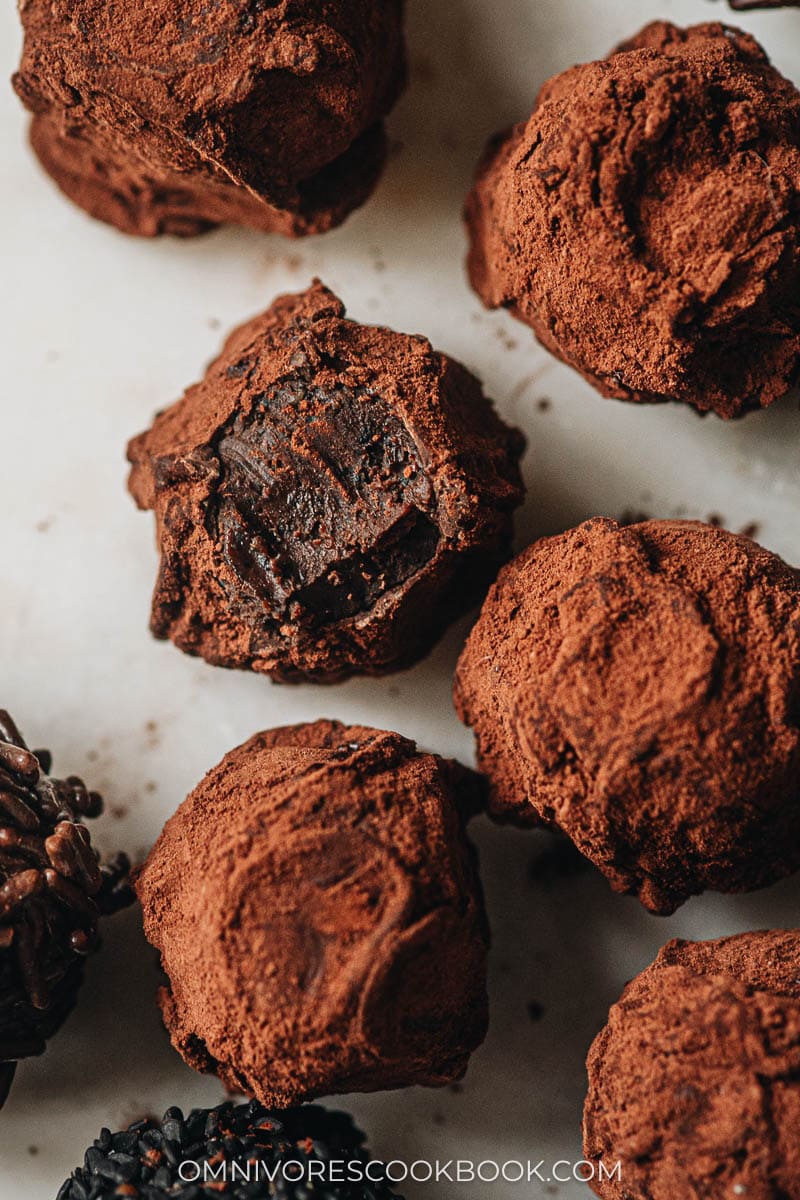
[58,1099,404,1199]
[0,709,132,1106]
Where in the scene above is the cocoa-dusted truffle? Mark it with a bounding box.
[25,113,389,241]
[0,710,131,1108]
[136,720,489,1106]
[584,931,800,1199]
[128,281,525,683]
[454,518,800,915]
[58,1099,402,1199]
[13,0,406,238]
[466,22,800,418]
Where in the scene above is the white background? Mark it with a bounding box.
[1,0,800,1195]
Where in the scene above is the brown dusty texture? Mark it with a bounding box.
[136,719,490,1107]
[26,111,389,239]
[466,21,800,418]
[0,710,131,1109]
[13,0,406,237]
[584,931,800,1199]
[128,281,525,683]
[453,518,800,915]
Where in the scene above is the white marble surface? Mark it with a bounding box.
[1,0,800,1195]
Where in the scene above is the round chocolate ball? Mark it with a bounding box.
[584,931,800,1199]
[14,0,406,237]
[454,518,800,914]
[128,281,525,682]
[466,21,800,417]
[0,709,131,1108]
[57,1099,403,1199]
[136,720,490,1107]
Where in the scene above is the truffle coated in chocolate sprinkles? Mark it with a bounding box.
[57,1099,404,1199]
[0,710,132,1107]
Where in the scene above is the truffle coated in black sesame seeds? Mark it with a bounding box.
[57,1099,404,1199]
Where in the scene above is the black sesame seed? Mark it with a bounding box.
[58,1100,404,1199]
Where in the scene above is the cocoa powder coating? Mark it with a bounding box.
[584,931,800,1199]
[454,518,800,914]
[25,112,389,240]
[13,0,406,237]
[128,281,525,683]
[135,720,490,1107]
[466,22,800,417]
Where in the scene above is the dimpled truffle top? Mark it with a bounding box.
[13,0,406,206]
[127,281,525,682]
[136,720,489,1107]
[466,21,800,417]
[454,518,800,914]
[584,931,800,1199]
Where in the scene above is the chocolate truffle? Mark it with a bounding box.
[466,22,800,418]
[13,0,406,238]
[136,720,489,1107]
[128,281,525,683]
[58,1099,402,1199]
[0,710,131,1108]
[584,931,800,1199]
[454,518,800,915]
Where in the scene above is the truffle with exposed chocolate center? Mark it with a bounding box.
[454,518,800,914]
[584,931,800,1198]
[136,719,490,1106]
[0,710,131,1108]
[127,281,525,683]
[13,0,406,238]
[466,22,800,417]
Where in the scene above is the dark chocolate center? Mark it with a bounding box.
[212,378,438,623]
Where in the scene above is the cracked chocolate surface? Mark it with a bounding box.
[454,518,800,914]
[584,931,800,1199]
[128,282,525,682]
[213,377,438,625]
[466,21,800,417]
